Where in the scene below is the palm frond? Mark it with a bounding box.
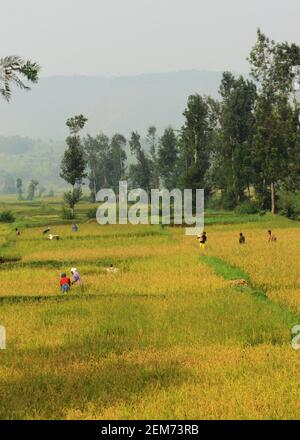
[0,55,40,101]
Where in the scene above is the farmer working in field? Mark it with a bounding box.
[60,272,71,294]
[106,264,119,273]
[197,231,207,249]
[268,230,277,242]
[239,232,246,244]
[71,268,83,286]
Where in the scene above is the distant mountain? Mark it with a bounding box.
[0,71,223,140]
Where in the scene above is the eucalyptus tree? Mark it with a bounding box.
[129,131,152,193]
[157,127,178,190]
[248,29,300,212]
[215,72,256,208]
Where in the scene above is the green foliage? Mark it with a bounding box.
[27,179,39,201]
[61,206,74,220]
[110,134,127,191]
[86,207,98,219]
[0,210,15,223]
[248,29,300,213]
[16,178,23,200]
[83,133,127,200]
[235,200,260,215]
[60,115,88,216]
[157,127,178,189]
[66,114,88,135]
[0,56,40,101]
[212,72,256,207]
[63,188,82,218]
[60,136,87,187]
[278,190,300,220]
[129,131,152,193]
[177,94,216,194]
[146,126,159,189]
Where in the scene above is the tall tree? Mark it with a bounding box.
[129,131,152,193]
[248,29,300,212]
[0,56,40,101]
[110,134,127,192]
[177,94,217,194]
[16,178,23,200]
[60,115,87,217]
[27,180,39,201]
[83,133,111,200]
[157,127,178,190]
[146,126,160,188]
[213,72,256,208]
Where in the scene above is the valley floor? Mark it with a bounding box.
[0,205,299,419]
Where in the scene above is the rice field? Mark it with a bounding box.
[0,203,300,419]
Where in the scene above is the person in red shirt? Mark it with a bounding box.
[60,273,71,294]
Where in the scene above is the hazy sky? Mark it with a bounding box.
[1,0,300,77]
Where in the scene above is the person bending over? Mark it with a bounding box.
[60,272,71,294]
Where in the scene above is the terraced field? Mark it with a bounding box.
[0,205,300,419]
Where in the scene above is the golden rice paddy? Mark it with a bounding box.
[0,214,300,419]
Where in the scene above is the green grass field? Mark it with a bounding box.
[0,198,300,419]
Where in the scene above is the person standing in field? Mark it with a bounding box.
[197,231,207,249]
[72,224,78,233]
[60,272,71,294]
[239,232,246,244]
[268,230,277,242]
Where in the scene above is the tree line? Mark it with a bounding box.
[60,30,300,218]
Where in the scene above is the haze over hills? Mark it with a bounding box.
[0,70,224,140]
[0,70,226,191]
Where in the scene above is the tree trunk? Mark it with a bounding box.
[72,185,75,218]
[271,182,276,214]
[194,130,198,164]
[93,172,97,203]
[247,184,251,199]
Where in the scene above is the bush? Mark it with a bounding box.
[61,206,75,220]
[206,193,223,210]
[220,192,237,210]
[278,191,300,220]
[0,210,15,223]
[86,207,98,219]
[235,200,260,215]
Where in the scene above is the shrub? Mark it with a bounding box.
[86,207,98,219]
[206,193,223,210]
[0,210,15,223]
[220,192,237,210]
[235,200,260,215]
[278,191,300,220]
[61,206,75,220]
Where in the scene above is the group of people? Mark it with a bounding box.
[239,229,277,245]
[60,268,83,294]
[43,224,79,240]
[197,229,277,248]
